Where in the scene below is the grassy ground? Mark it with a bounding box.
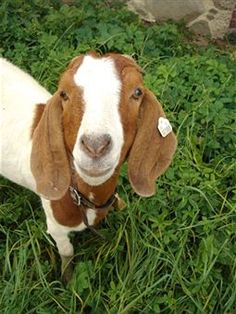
[0,1,236,313]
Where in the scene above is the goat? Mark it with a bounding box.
[0,53,177,280]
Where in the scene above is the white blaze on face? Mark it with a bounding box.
[73,55,123,186]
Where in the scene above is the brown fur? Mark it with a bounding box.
[51,191,83,227]
[51,189,110,228]
[31,93,71,200]
[31,104,45,138]
[31,53,177,227]
[128,89,177,196]
[116,62,144,164]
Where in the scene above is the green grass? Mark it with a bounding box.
[0,0,236,313]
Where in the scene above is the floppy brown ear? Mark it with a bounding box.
[128,89,177,197]
[31,93,71,200]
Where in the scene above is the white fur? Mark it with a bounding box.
[42,199,96,257]
[73,56,123,186]
[0,58,51,189]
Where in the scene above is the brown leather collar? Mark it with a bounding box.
[69,185,115,240]
[69,185,117,210]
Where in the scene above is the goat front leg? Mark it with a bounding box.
[50,231,74,283]
[42,199,74,282]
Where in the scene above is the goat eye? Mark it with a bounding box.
[133,88,143,99]
[60,91,69,101]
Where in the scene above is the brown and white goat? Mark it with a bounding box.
[0,53,177,278]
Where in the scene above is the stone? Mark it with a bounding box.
[127,0,206,23]
[127,0,155,22]
[126,0,236,39]
[209,8,219,14]
[210,10,234,38]
[188,18,212,36]
[213,0,235,10]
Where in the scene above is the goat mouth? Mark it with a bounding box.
[78,165,112,178]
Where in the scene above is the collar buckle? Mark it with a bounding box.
[69,186,81,206]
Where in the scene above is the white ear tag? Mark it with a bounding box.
[157,117,172,137]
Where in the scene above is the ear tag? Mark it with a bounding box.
[157,117,172,137]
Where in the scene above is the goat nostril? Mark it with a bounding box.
[97,135,111,154]
[103,134,111,146]
[80,134,112,157]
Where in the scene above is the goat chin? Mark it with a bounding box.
[76,165,115,186]
[73,148,120,185]
[77,165,113,178]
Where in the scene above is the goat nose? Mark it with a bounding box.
[80,134,112,158]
